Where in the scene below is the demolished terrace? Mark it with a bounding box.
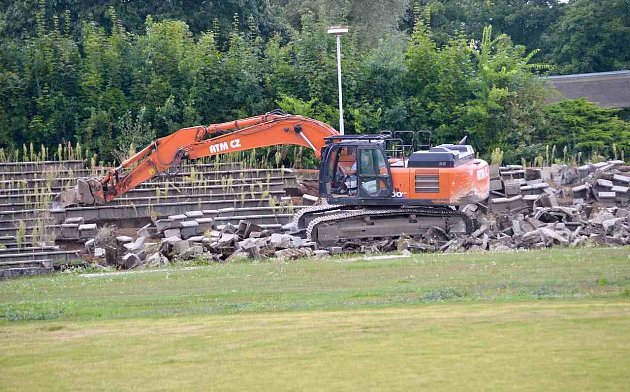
[0,158,629,278]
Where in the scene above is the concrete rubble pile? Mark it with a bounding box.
[85,216,330,269]
[82,160,630,269]
[446,159,630,252]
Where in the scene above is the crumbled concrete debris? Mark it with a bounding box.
[143,252,170,268]
[313,249,331,258]
[122,253,141,269]
[116,236,134,244]
[137,224,151,238]
[78,160,629,270]
[84,238,95,250]
[275,248,313,260]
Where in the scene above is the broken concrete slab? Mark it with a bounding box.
[155,219,177,233]
[163,228,181,239]
[116,235,133,244]
[184,210,204,219]
[137,223,152,238]
[122,253,141,269]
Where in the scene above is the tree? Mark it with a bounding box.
[404,17,550,156]
[545,0,630,74]
[410,0,564,53]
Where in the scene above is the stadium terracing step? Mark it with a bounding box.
[0,157,303,277]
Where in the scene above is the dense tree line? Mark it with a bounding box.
[0,0,628,164]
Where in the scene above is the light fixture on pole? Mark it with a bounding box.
[327,25,349,135]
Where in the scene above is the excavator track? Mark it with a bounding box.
[305,207,474,247]
[288,203,340,232]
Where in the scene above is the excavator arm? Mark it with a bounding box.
[52,112,338,208]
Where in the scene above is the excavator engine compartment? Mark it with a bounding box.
[407,144,475,168]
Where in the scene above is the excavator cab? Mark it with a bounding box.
[319,136,393,204]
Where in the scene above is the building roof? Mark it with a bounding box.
[544,70,630,108]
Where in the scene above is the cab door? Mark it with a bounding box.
[319,144,394,203]
[356,147,393,198]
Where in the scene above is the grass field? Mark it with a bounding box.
[1,247,629,390]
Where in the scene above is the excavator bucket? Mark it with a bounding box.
[51,178,104,209]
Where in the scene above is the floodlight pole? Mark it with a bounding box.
[328,26,349,135]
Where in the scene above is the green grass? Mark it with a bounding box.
[0,247,629,390]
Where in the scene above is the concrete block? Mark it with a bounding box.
[537,194,558,208]
[503,181,521,196]
[218,233,236,246]
[84,238,95,250]
[523,194,539,209]
[137,223,151,238]
[538,227,569,245]
[596,179,614,188]
[489,165,500,179]
[172,239,191,254]
[507,195,525,210]
[145,252,169,267]
[64,217,84,224]
[490,179,503,192]
[289,235,303,248]
[163,228,181,239]
[490,197,510,212]
[302,194,319,205]
[613,174,630,185]
[602,218,623,234]
[269,233,294,248]
[237,237,258,249]
[168,214,187,221]
[116,236,134,244]
[598,191,616,199]
[185,210,204,219]
[577,165,590,178]
[124,236,146,252]
[94,247,106,257]
[155,219,176,233]
[61,223,79,238]
[180,220,200,239]
[122,253,141,269]
[525,168,542,181]
[612,186,630,202]
[195,217,213,232]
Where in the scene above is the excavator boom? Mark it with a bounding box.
[52,112,338,209]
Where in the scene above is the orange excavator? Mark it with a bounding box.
[53,111,490,247]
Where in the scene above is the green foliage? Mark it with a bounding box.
[544,0,630,74]
[404,20,550,152]
[490,148,504,166]
[540,99,630,160]
[0,1,628,165]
